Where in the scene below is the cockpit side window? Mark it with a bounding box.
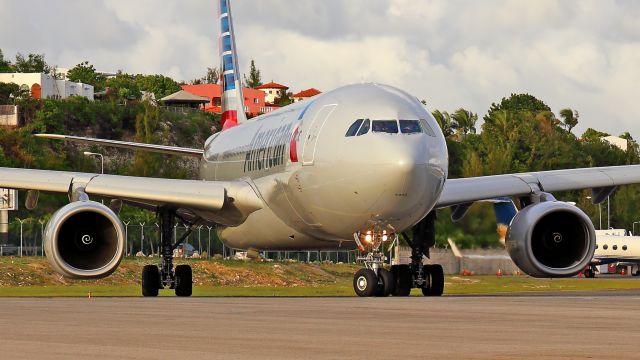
[356,119,370,136]
[399,120,422,134]
[419,119,437,137]
[372,120,398,134]
[345,119,364,137]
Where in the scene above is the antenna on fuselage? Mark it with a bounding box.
[219,0,247,130]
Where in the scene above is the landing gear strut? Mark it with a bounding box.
[352,211,445,297]
[141,207,195,297]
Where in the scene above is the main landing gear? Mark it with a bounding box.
[141,207,196,297]
[352,212,445,297]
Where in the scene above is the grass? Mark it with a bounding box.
[0,257,639,297]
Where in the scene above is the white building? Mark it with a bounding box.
[602,136,628,152]
[0,73,94,101]
[255,81,289,105]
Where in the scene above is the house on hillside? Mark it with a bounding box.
[602,136,629,151]
[0,73,94,100]
[255,81,289,105]
[292,88,321,103]
[181,84,277,115]
[160,90,210,110]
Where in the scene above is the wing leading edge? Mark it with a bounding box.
[437,165,640,208]
[0,167,262,226]
[35,134,204,157]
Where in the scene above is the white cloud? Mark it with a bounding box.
[0,0,638,137]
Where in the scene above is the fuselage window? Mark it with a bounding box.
[372,120,398,134]
[399,120,422,134]
[623,245,628,251]
[603,244,608,250]
[595,244,598,249]
[345,119,364,137]
[613,245,618,250]
[356,119,370,136]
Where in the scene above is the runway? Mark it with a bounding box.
[2,294,640,359]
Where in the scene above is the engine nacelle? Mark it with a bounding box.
[44,201,125,279]
[506,201,596,277]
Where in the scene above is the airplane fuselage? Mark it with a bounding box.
[199,83,448,250]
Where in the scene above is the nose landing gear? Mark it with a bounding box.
[352,212,444,297]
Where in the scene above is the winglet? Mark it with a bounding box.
[219,0,247,130]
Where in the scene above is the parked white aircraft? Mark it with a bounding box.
[3,0,640,297]
[583,229,640,277]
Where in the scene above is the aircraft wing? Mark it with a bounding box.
[0,167,263,225]
[437,165,640,208]
[35,134,204,157]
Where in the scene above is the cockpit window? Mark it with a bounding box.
[399,120,422,134]
[345,119,364,137]
[419,119,437,137]
[357,119,370,136]
[372,120,398,134]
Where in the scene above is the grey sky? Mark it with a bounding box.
[1,0,638,137]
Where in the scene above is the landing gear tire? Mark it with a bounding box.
[427,264,444,296]
[634,270,640,277]
[375,268,395,297]
[142,265,160,297]
[584,268,595,278]
[392,265,412,297]
[420,265,432,296]
[175,265,192,297]
[353,268,378,297]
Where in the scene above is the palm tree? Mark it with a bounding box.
[559,108,579,133]
[451,108,478,137]
[431,110,454,138]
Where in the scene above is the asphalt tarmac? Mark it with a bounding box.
[2,293,640,359]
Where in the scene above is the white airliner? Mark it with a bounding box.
[583,229,640,277]
[3,0,640,297]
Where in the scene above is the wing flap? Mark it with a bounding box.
[437,165,640,208]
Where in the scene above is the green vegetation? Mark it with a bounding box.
[433,93,640,248]
[0,258,638,297]
[243,59,262,88]
[1,48,639,249]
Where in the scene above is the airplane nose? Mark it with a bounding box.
[359,136,444,222]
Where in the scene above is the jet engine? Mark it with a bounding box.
[44,201,125,279]
[506,201,596,277]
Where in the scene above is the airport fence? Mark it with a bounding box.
[0,220,368,263]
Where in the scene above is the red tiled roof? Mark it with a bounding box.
[292,88,321,98]
[255,81,289,90]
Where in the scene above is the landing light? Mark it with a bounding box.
[365,234,372,242]
[382,235,388,242]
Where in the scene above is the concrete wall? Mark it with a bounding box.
[0,105,18,127]
[395,246,521,275]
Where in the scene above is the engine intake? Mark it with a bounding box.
[506,201,595,277]
[44,201,125,279]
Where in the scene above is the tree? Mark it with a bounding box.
[0,82,22,104]
[581,128,609,142]
[559,108,579,133]
[243,60,262,88]
[0,49,12,72]
[13,53,50,73]
[431,110,454,138]
[274,91,293,107]
[105,72,141,102]
[451,108,478,137]
[66,61,106,90]
[134,74,181,99]
[203,67,219,84]
[485,93,551,121]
